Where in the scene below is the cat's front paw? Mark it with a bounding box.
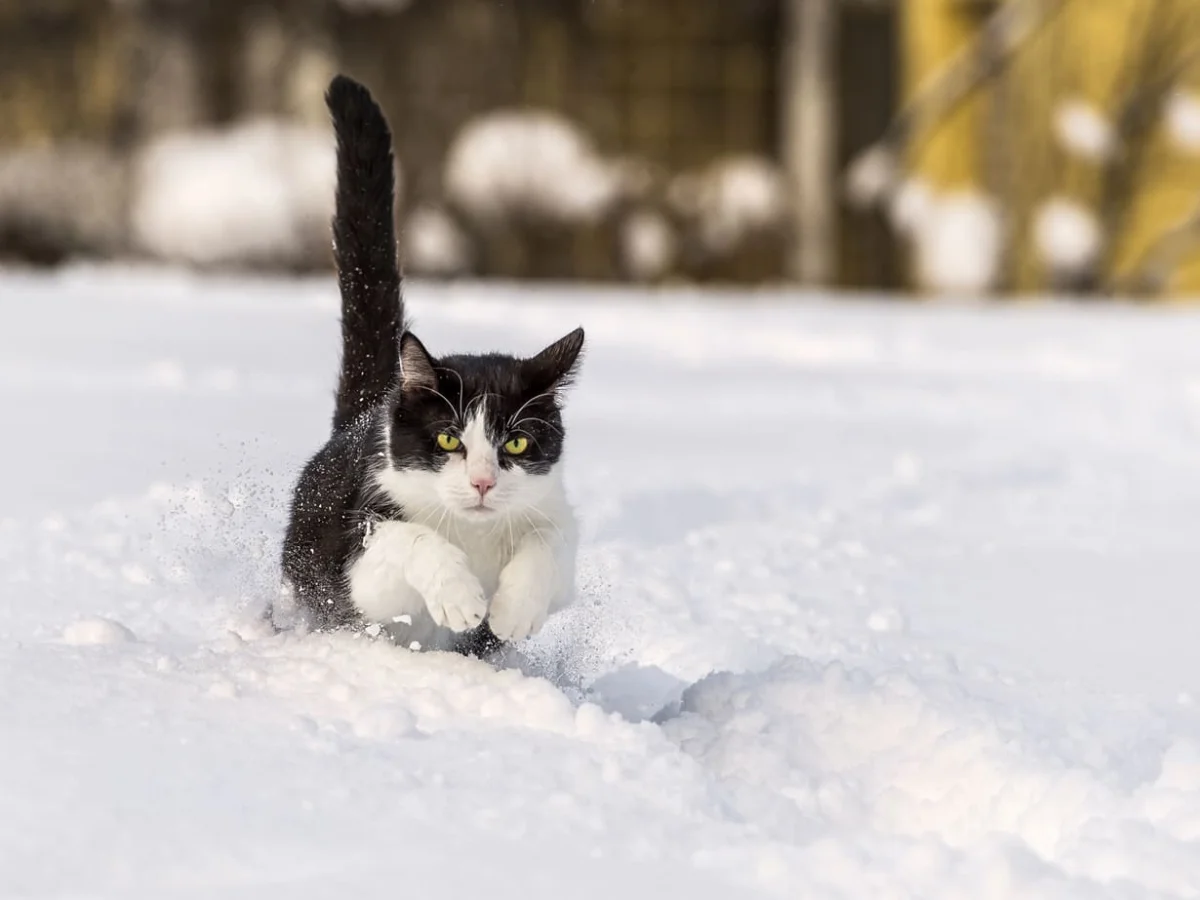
[487,559,553,643]
[421,557,488,633]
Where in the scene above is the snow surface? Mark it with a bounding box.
[3,268,1200,898]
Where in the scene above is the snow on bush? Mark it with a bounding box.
[130,119,353,270]
[913,191,1003,295]
[1053,99,1118,162]
[668,155,789,257]
[1164,90,1200,153]
[402,205,472,277]
[844,145,899,209]
[0,145,128,258]
[619,208,677,282]
[444,110,627,226]
[1033,196,1103,278]
[888,178,935,237]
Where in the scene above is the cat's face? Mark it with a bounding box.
[378,328,584,522]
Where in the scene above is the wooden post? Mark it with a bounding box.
[783,0,838,286]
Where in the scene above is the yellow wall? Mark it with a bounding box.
[902,0,1200,298]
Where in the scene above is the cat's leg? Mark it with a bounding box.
[348,520,488,632]
[487,529,573,642]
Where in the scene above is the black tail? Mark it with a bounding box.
[326,74,405,431]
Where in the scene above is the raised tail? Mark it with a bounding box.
[326,74,406,431]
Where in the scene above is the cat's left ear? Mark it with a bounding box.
[523,327,585,394]
[399,331,438,395]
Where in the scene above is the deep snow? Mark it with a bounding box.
[2,269,1200,898]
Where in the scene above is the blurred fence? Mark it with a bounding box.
[0,0,892,288]
[1,0,1199,298]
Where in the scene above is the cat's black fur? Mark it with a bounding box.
[280,75,583,652]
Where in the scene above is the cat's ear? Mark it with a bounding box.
[523,327,585,394]
[399,331,437,394]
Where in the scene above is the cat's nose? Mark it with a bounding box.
[471,473,496,497]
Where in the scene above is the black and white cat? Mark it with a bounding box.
[279,75,584,656]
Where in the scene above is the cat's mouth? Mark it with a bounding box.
[464,503,496,515]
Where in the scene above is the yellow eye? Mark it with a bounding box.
[436,433,461,452]
[504,436,529,455]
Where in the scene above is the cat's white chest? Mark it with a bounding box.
[436,519,520,596]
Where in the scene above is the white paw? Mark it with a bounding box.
[488,567,552,643]
[421,556,488,633]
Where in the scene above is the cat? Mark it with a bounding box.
[279,75,584,657]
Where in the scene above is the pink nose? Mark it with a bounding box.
[471,473,496,496]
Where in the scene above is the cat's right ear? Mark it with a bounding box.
[523,327,585,395]
[399,332,437,394]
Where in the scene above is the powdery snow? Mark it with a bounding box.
[2,268,1200,898]
[60,617,137,646]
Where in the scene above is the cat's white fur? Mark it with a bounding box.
[347,403,576,648]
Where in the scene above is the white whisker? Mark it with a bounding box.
[466,391,500,419]
[414,384,460,422]
[507,391,557,429]
[510,416,562,436]
[520,512,552,552]
[525,504,566,543]
[437,366,467,421]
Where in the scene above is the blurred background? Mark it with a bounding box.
[2,0,1200,298]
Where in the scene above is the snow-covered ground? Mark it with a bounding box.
[3,268,1200,899]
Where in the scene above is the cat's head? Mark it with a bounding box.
[377,327,585,522]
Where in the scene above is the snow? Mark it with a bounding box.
[1033,196,1103,278]
[0,144,128,258]
[60,617,137,646]
[1054,99,1118,162]
[1165,90,1200,153]
[619,209,677,281]
[913,191,1003,294]
[444,111,626,226]
[131,120,341,269]
[668,156,789,256]
[844,145,898,209]
[402,205,472,277]
[889,177,935,237]
[3,267,1200,898]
